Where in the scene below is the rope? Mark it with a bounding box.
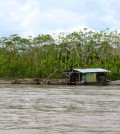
[42,69,58,84]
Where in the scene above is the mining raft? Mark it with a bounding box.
[64,68,111,85]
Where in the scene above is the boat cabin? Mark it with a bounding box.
[65,68,110,85]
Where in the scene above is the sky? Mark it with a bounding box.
[0,0,120,37]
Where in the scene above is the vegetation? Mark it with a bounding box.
[0,29,120,80]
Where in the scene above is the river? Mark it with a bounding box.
[0,84,120,134]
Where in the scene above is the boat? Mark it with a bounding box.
[64,68,111,85]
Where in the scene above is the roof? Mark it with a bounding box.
[73,68,110,73]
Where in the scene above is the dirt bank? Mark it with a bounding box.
[11,78,67,85]
[109,80,120,85]
[0,78,119,85]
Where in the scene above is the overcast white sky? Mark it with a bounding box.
[0,0,120,37]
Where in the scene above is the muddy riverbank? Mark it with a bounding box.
[0,78,120,85]
[0,78,67,85]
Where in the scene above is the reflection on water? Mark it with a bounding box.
[0,84,120,134]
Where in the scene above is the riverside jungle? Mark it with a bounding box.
[0,30,120,85]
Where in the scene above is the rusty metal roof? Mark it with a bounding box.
[73,68,110,73]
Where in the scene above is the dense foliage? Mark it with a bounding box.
[0,29,120,80]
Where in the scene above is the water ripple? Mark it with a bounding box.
[0,84,120,134]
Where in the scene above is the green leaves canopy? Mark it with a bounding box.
[0,29,120,80]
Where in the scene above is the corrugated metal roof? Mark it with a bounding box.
[73,68,110,73]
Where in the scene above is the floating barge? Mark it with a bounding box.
[64,68,111,85]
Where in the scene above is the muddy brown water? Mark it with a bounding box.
[0,84,120,134]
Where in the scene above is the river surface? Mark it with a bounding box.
[0,84,120,134]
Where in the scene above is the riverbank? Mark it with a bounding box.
[0,78,120,85]
[110,80,120,85]
[0,78,67,85]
